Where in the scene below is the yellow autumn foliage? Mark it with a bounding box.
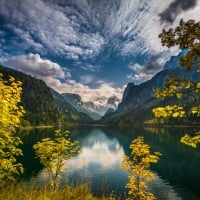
[0,73,25,185]
[180,133,200,148]
[152,106,185,118]
[33,130,81,190]
[153,19,200,148]
[121,136,161,200]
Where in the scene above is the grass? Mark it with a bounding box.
[0,183,118,200]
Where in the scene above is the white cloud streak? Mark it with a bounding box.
[0,0,183,60]
[0,0,105,61]
[1,0,200,63]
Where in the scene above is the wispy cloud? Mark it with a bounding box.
[0,0,105,61]
[0,0,172,60]
[1,0,200,96]
[1,0,200,62]
[79,64,101,72]
[80,75,94,84]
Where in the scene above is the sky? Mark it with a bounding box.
[0,0,200,107]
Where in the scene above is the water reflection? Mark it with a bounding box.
[67,129,124,170]
[63,128,128,196]
[20,127,200,199]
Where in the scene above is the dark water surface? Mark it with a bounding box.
[19,126,200,200]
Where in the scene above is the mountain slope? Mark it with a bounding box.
[62,93,102,120]
[101,52,200,126]
[0,66,62,126]
[61,93,120,120]
[51,90,93,123]
[0,66,92,126]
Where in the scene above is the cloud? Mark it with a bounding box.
[0,0,105,61]
[79,64,101,72]
[1,0,200,61]
[79,75,94,84]
[3,54,66,79]
[66,131,124,171]
[1,0,197,64]
[0,0,172,60]
[3,53,123,108]
[159,0,198,23]
[52,79,123,108]
[127,63,152,83]
[128,63,143,72]
[127,52,174,83]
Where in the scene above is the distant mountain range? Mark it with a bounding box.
[61,93,119,120]
[61,93,101,120]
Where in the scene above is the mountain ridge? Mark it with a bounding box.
[101,51,200,125]
[61,93,119,120]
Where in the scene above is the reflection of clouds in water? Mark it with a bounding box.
[67,133,124,172]
[30,129,183,199]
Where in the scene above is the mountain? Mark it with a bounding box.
[61,93,119,120]
[62,93,101,120]
[163,50,187,70]
[51,90,92,123]
[107,96,120,109]
[117,51,193,113]
[0,66,92,126]
[0,66,62,126]
[101,52,200,126]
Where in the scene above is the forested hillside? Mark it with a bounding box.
[0,66,62,126]
[0,66,92,126]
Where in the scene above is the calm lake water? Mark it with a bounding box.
[19,126,200,200]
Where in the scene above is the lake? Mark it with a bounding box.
[19,126,200,200]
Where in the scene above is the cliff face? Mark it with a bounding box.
[62,93,102,120]
[117,50,199,113]
[117,71,166,112]
[62,93,120,120]
[102,51,200,124]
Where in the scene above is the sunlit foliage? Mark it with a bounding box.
[154,19,200,147]
[153,105,185,118]
[33,130,80,189]
[121,136,161,200]
[159,19,200,70]
[0,73,25,185]
[180,133,200,148]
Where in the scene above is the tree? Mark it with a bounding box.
[0,73,25,185]
[33,130,80,190]
[153,19,200,148]
[121,136,161,200]
[159,19,200,70]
